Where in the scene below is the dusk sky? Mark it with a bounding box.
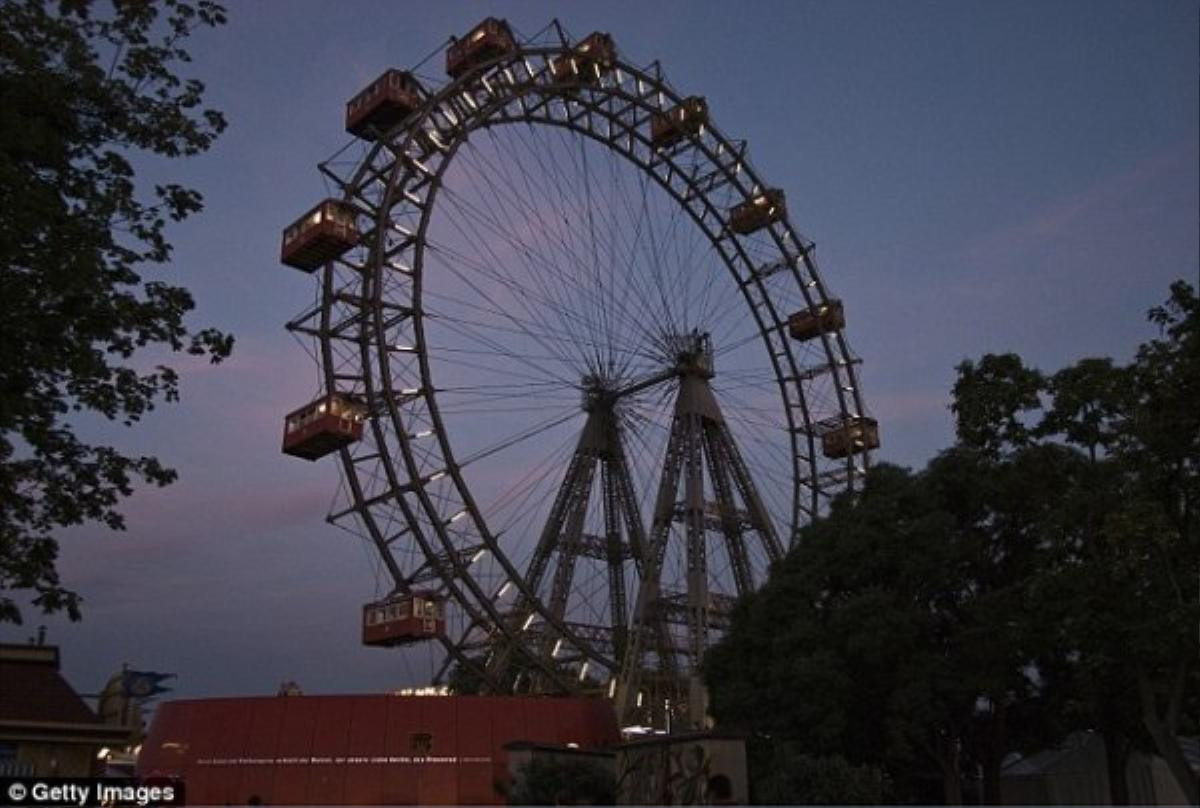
[3,0,1196,708]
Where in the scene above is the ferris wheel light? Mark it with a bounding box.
[521,613,536,630]
[428,471,447,481]
[552,639,563,657]
[414,429,434,438]
[578,662,589,681]
[471,548,487,563]
[608,679,617,698]
[497,581,513,598]
[449,509,469,523]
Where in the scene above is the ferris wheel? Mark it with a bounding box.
[279,19,877,733]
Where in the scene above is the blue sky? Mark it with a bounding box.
[3,0,1196,703]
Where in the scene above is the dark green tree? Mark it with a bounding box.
[706,283,1198,804]
[1102,282,1198,802]
[507,755,616,806]
[705,459,1057,804]
[749,742,886,805]
[0,0,232,623]
[1015,283,1198,803]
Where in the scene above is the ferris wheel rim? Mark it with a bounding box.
[308,27,872,693]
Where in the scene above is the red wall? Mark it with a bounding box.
[137,694,618,805]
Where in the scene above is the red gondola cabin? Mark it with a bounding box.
[346,69,425,141]
[818,416,880,459]
[280,199,358,272]
[550,32,616,87]
[651,96,708,149]
[446,18,517,79]
[281,393,366,461]
[788,300,845,342]
[729,189,786,235]
[362,593,446,647]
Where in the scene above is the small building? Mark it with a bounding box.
[0,644,133,777]
[616,731,748,805]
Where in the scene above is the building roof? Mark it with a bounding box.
[0,644,101,726]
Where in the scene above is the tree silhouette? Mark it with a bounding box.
[0,0,232,623]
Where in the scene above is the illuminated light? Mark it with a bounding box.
[449,509,469,523]
[567,742,580,749]
[552,639,563,657]
[471,29,486,43]
[497,581,513,598]
[578,662,589,681]
[97,747,111,760]
[429,471,447,481]
[636,691,644,708]
[607,679,617,698]
[401,388,422,395]
[394,345,416,352]
[318,404,327,413]
[471,548,487,563]
[522,613,536,630]
[133,745,142,756]
[396,685,450,696]
[414,430,434,438]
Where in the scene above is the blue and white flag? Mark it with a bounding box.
[122,670,175,699]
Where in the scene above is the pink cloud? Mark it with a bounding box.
[957,139,1197,276]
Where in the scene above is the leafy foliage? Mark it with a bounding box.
[705,281,1199,803]
[507,755,616,806]
[0,0,231,623]
[749,743,885,805]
